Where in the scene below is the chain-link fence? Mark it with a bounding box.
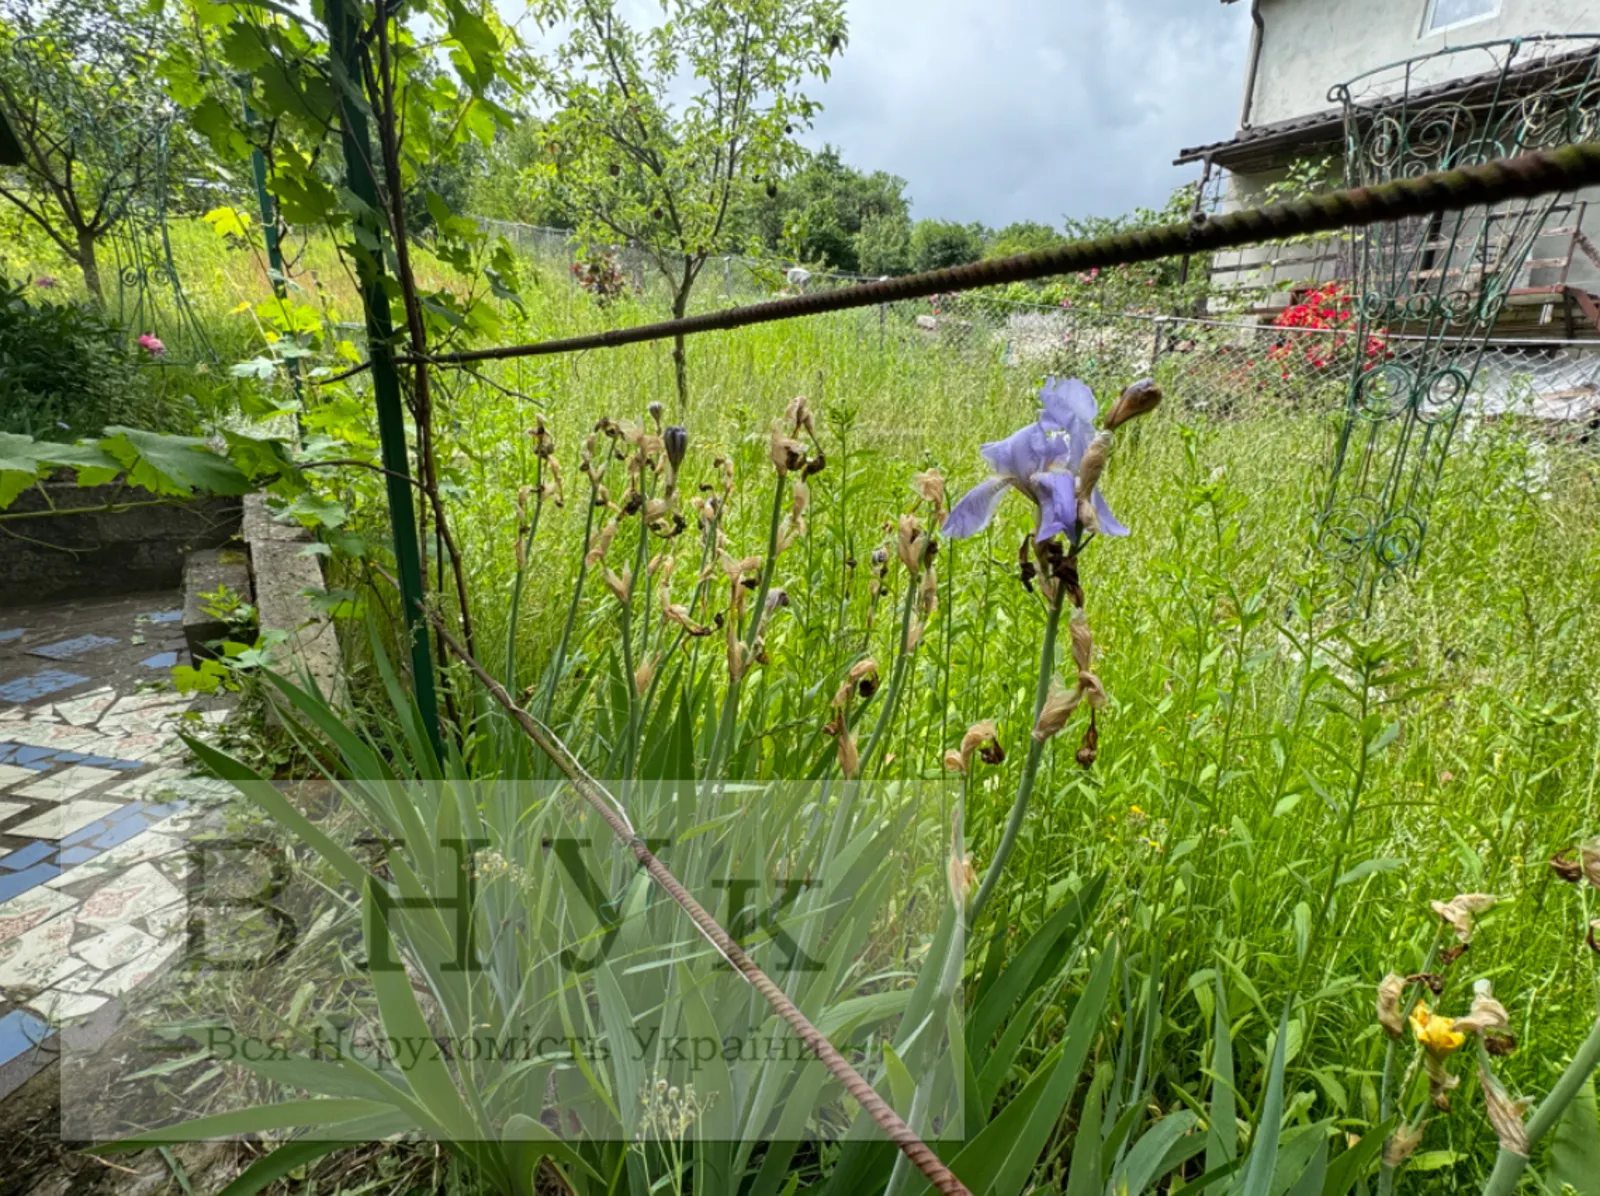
[477,216,1600,440]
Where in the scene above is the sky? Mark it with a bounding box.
[800,0,1254,226]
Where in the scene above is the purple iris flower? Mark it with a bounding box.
[943,376,1128,543]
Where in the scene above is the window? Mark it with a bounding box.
[1422,0,1501,35]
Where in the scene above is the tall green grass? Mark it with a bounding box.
[51,217,1600,1190]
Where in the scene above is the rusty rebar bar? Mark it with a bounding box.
[379,141,1600,371]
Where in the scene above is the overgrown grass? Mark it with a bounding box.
[16,217,1600,1190]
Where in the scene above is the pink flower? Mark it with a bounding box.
[137,334,165,357]
[33,275,56,288]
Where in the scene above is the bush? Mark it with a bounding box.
[0,276,171,438]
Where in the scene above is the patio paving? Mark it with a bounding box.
[0,592,232,1096]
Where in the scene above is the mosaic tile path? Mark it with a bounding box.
[0,593,231,1090]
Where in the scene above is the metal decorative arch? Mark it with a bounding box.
[104,122,218,365]
[1317,35,1600,599]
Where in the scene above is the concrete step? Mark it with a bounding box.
[181,548,253,663]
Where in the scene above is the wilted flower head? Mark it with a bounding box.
[1480,1069,1530,1155]
[943,377,1128,544]
[137,333,165,357]
[1581,838,1600,888]
[944,719,1003,774]
[1455,982,1510,1037]
[1103,378,1163,430]
[1382,1123,1425,1169]
[1032,674,1083,742]
[1431,893,1498,944]
[948,850,977,906]
[1377,972,1407,1038]
[912,469,948,528]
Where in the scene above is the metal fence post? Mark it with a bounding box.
[327,0,442,749]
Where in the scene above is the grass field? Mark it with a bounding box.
[12,216,1600,1191]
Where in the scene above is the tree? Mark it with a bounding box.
[470,118,574,227]
[855,210,913,276]
[0,0,178,301]
[530,0,847,408]
[985,220,1063,259]
[910,219,985,273]
[747,144,910,274]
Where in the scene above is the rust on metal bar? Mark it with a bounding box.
[389,142,1600,371]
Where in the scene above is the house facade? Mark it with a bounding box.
[1178,0,1600,335]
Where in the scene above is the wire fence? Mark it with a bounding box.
[475,216,1600,441]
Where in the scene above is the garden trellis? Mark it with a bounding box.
[1320,36,1600,600]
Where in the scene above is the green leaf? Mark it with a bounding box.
[360,878,489,1152]
[1334,858,1401,887]
[97,427,251,497]
[502,1113,599,1196]
[1208,971,1237,1173]
[1547,1075,1600,1195]
[1236,1003,1291,1196]
[936,943,1118,1196]
[97,1098,396,1150]
[1111,1111,1203,1196]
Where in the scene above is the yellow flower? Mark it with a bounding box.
[1410,1001,1465,1055]
[1129,804,1147,818]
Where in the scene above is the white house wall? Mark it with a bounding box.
[1251,0,1599,125]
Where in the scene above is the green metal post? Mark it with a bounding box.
[327,0,443,752]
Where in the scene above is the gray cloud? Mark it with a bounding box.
[802,0,1253,225]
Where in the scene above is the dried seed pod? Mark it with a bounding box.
[1076,719,1099,768]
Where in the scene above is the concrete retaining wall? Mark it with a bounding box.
[0,483,241,607]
